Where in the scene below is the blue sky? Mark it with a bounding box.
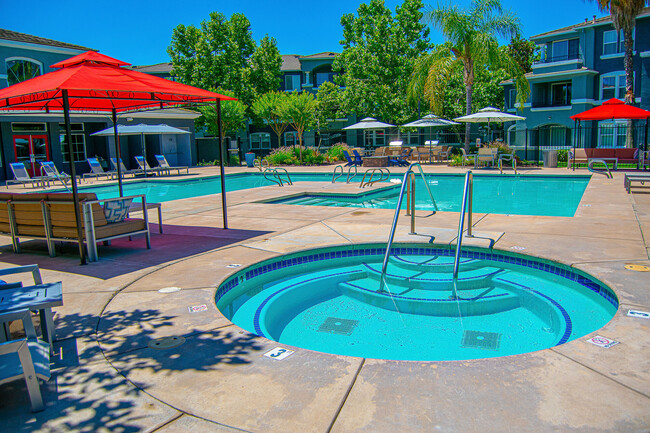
[1,0,605,66]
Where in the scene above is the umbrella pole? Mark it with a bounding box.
[141,132,147,178]
[111,109,123,197]
[63,90,87,265]
[217,99,228,229]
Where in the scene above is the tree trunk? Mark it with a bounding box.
[463,58,474,153]
[623,26,635,148]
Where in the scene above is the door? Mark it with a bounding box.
[13,135,50,176]
[161,134,178,166]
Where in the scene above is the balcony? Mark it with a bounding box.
[533,53,583,66]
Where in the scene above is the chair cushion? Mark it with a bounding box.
[51,217,145,239]
[103,198,133,223]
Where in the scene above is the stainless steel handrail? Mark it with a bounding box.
[275,167,293,185]
[332,165,343,183]
[587,159,613,179]
[498,153,517,174]
[263,167,292,186]
[378,163,438,292]
[333,165,358,183]
[452,171,474,283]
[360,168,390,188]
[254,158,269,172]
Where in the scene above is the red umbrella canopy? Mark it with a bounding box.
[0,51,236,113]
[570,98,650,121]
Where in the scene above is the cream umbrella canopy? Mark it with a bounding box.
[344,117,396,149]
[454,107,525,143]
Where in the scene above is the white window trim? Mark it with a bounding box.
[284,131,299,146]
[5,57,44,85]
[250,132,271,150]
[597,120,628,148]
[601,28,635,59]
[599,71,634,100]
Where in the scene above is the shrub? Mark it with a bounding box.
[557,149,568,163]
[326,143,351,163]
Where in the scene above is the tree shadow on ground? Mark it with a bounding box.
[0,307,265,432]
[0,225,271,279]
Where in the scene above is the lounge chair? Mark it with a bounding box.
[395,148,412,166]
[39,161,70,186]
[83,158,115,182]
[154,155,189,176]
[476,148,497,168]
[135,156,164,176]
[6,163,46,188]
[352,150,365,166]
[342,150,361,167]
[460,148,477,167]
[110,158,142,177]
[0,309,50,412]
[624,173,650,193]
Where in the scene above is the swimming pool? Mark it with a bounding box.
[78,172,590,217]
[216,243,617,361]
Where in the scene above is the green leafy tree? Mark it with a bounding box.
[249,35,283,96]
[408,0,529,149]
[196,88,247,137]
[592,0,649,147]
[315,81,343,147]
[333,0,431,124]
[168,12,281,107]
[507,34,539,73]
[281,92,318,161]
[252,92,290,147]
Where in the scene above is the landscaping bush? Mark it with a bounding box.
[265,146,327,166]
[557,149,568,163]
[326,143,351,163]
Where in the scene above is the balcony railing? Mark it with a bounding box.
[534,53,583,65]
[531,100,572,108]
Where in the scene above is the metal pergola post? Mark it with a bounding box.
[217,99,228,229]
[62,90,86,265]
[111,108,124,197]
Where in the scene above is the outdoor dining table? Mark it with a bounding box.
[0,282,62,353]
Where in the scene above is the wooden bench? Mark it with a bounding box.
[0,192,150,261]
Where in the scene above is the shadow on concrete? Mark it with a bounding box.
[0,225,271,279]
[0,308,264,431]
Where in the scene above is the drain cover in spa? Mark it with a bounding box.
[148,336,186,350]
[624,264,650,272]
[318,317,359,336]
[461,330,501,350]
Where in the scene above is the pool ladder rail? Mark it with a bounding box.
[360,168,390,188]
[587,159,613,179]
[378,163,438,292]
[254,158,269,172]
[332,164,358,184]
[263,167,293,186]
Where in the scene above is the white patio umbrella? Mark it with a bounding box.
[402,114,459,153]
[92,124,189,177]
[454,107,525,143]
[344,117,396,149]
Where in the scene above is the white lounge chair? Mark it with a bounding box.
[6,163,47,188]
[39,161,70,186]
[154,155,189,175]
[83,158,115,182]
[624,173,650,193]
[135,156,164,176]
[110,158,142,177]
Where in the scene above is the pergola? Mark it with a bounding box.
[0,51,236,264]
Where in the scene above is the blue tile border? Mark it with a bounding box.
[215,244,619,313]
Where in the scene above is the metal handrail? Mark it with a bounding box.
[254,158,269,172]
[452,171,474,283]
[498,153,517,175]
[587,159,613,179]
[360,168,390,188]
[263,167,293,186]
[378,163,438,292]
[332,165,358,183]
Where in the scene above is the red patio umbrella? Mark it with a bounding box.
[569,98,650,170]
[0,51,236,264]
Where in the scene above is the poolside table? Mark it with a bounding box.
[0,282,62,353]
[129,201,163,233]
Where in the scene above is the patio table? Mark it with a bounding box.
[0,282,62,353]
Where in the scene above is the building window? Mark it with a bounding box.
[508,89,517,109]
[603,29,634,56]
[250,133,271,150]
[285,75,300,91]
[315,72,335,88]
[59,123,86,162]
[600,72,629,100]
[6,58,43,86]
[553,40,568,61]
[551,82,571,106]
[598,121,627,148]
[284,131,299,146]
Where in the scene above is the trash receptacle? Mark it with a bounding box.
[245,152,256,168]
[543,150,558,168]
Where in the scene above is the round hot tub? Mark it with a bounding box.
[216,244,617,361]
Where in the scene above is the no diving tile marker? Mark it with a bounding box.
[627,310,650,319]
[159,287,181,293]
[188,304,208,313]
[264,347,295,360]
[226,264,242,268]
[586,335,619,348]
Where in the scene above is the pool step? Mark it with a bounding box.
[338,280,520,317]
[389,255,484,273]
[361,263,502,291]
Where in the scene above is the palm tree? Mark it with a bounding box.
[592,0,648,147]
[408,0,529,150]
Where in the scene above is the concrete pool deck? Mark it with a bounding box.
[0,164,648,432]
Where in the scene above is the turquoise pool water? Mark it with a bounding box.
[216,244,617,361]
[79,172,590,217]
